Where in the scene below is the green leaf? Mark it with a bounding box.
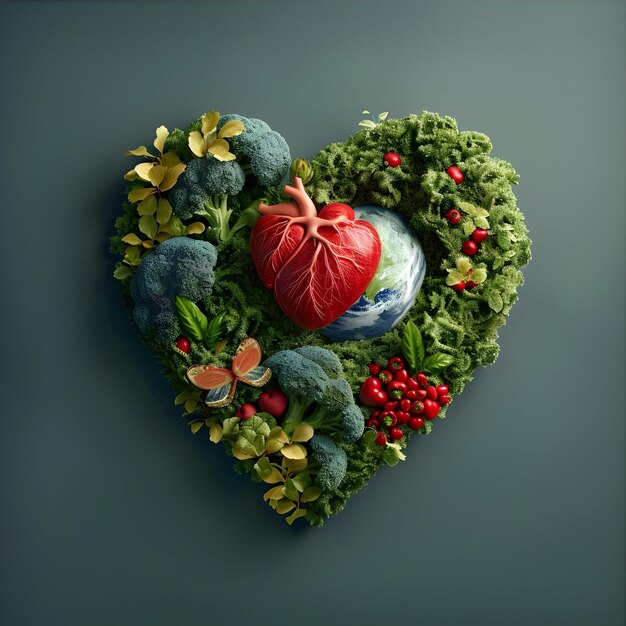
[300,486,321,503]
[362,429,377,446]
[285,508,308,525]
[228,202,261,240]
[234,435,258,458]
[291,472,311,493]
[175,295,207,342]
[358,120,377,129]
[138,214,158,240]
[203,313,225,350]
[378,111,389,121]
[113,265,133,280]
[487,291,504,313]
[282,479,300,502]
[383,446,400,466]
[401,320,425,372]
[422,352,454,374]
[190,421,203,434]
[222,417,240,437]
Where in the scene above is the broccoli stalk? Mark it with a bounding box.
[200,196,261,243]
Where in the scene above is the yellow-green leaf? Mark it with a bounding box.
[209,423,223,443]
[147,164,166,187]
[153,125,169,154]
[128,187,155,203]
[154,231,173,243]
[280,443,307,460]
[446,270,466,286]
[475,216,490,230]
[137,194,157,216]
[300,486,322,503]
[142,240,154,249]
[472,267,487,284]
[124,245,142,266]
[463,221,475,237]
[207,138,231,158]
[201,111,220,135]
[160,151,181,167]
[275,498,296,514]
[232,447,256,461]
[283,457,308,473]
[113,265,134,280]
[159,163,186,192]
[292,423,314,443]
[134,162,155,182]
[261,468,284,484]
[285,508,308,525]
[175,390,198,404]
[185,222,206,235]
[457,257,472,275]
[121,233,143,246]
[190,421,203,434]
[124,145,155,158]
[156,198,173,224]
[188,131,207,157]
[123,169,139,182]
[184,399,198,413]
[138,215,158,240]
[218,119,245,139]
[263,486,285,501]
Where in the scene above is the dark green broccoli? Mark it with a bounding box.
[130,237,217,343]
[308,435,347,492]
[262,348,364,443]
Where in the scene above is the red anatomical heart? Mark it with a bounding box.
[250,177,382,330]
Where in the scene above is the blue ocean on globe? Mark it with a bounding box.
[321,205,426,342]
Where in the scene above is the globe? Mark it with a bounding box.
[320,205,426,342]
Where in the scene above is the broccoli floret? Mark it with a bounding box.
[262,348,364,443]
[169,157,246,221]
[130,237,217,343]
[294,346,343,378]
[308,435,348,492]
[217,114,290,187]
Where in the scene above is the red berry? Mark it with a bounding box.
[359,378,388,407]
[235,403,257,420]
[462,240,478,256]
[423,399,440,420]
[368,363,381,375]
[393,369,409,383]
[409,417,425,431]
[445,208,462,225]
[258,389,289,418]
[375,432,388,446]
[388,356,405,371]
[396,411,410,424]
[426,386,438,401]
[439,394,452,405]
[390,428,403,441]
[383,151,401,168]
[465,281,478,289]
[471,228,489,243]
[175,337,190,353]
[436,385,449,397]
[446,165,464,184]
[407,377,419,390]
[378,370,393,384]
[410,401,424,414]
[399,399,411,413]
[417,373,429,388]
[366,417,381,429]
[383,401,398,411]
[451,281,466,292]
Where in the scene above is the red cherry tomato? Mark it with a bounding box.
[394,369,409,383]
[471,228,489,243]
[390,428,404,441]
[423,399,440,420]
[426,386,438,401]
[175,337,190,353]
[368,363,381,376]
[445,208,462,224]
[417,373,429,388]
[375,432,388,446]
[462,240,478,256]
[446,165,464,184]
[439,394,452,405]
[396,411,410,424]
[359,378,388,407]
[452,281,466,292]
[378,370,393,384]
[409,417,425,431]
[384,151,401,168]
[436,385,449,397]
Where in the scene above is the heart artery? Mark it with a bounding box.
[250,177,381,330]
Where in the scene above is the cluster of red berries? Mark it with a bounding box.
[358,357,451,446]
[461,228,489,257]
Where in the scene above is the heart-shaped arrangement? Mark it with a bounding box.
[111,110,531,526]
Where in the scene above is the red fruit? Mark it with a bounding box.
[445,208,462,225]
[386,380,407,394]
[423,399,440,420]
[388,356,405,371]
[383,401,398,412]
[381,411,397,428]
[378,369,393,384]
[399,399,411,413]
[406,377,419,390]
[417,373,428,388]
[439,394,452,405]
[414,389,427,401]
[471,228,489,243]
[235,403,257,420]
[175,337,190,353]
[396,411,410,424]
[465,281,478,289]
[462,240,478,256]
[446,165,464,184]
[258,389,289,418]
[406,390,418,400]
[436,385,449,397]
[409,417,425,431]
[410,401,424,414]
[394,369,409,383]
[359,378,388,407]
[375,432,388,446]
[451,281,466,292]
[366,417,381,429]
[390,428,404,441]
[383,151,401,168]
[368,363,381,376]
[426,386,438,401]
[372,410,380,419]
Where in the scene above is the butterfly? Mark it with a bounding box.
[186,337,272,408]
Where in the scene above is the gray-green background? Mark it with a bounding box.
[1,1,623,624]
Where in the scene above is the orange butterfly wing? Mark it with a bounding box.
[231,338,272,387]
[187,365,234,391]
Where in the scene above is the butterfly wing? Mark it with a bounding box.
[231,337,272,387]
[203,381,236,408]
[186,365,236,408]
